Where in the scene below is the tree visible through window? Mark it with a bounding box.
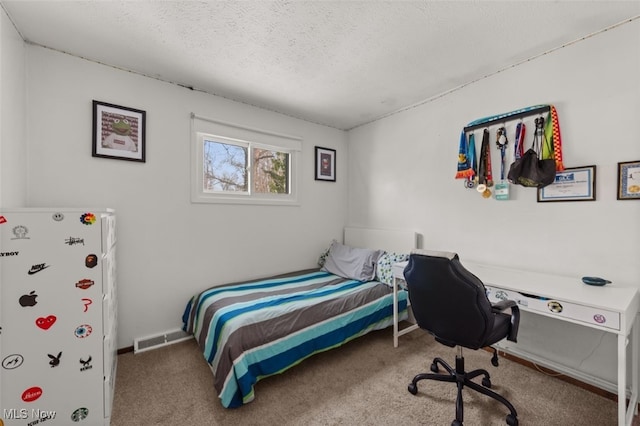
[203,138,290,195]
[204,140,247,192]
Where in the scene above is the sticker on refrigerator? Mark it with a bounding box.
[79,356,93,372]
[71,407,89,422]
[28,263,51,275]
[21,386,43,402]
[64,237,85,246]
[79,213,96,225]
[0,215,7,224]
[35,315,57,330]
[81,298,93,312]
[48,352,62,368]
[52,212,65,221]
[85,254,97,268]
[2,354,24,370]
[11,225,30,240]
[75,279,94,290]
[19,291,39,307]
[74,324,93,338]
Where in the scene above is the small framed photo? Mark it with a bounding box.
[315,146,336,182]
[537,165,596,202]
[617,160,640,200]
[92,100,146,162]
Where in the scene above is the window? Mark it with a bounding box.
[201,135,290,195]
[191,114,301,205]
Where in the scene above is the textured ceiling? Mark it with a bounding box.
[2,1,639,130]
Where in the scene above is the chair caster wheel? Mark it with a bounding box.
[482,377,491,388]
[408,383,418,395]
[452,420,462,426]
[430,362,439,373]
[506,414,518,426]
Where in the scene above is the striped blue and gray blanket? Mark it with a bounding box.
[182,269,408,408]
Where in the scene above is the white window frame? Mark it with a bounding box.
[191,114,301,206]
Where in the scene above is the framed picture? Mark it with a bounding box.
[617,160,640,200]
[92,100,146,162]
[315,146,336,182]
[537,165,596,202]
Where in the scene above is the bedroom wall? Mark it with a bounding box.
[0,6,27,207]
[347,20,640,387]
[21,46,348,349]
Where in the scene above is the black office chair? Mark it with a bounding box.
[403,250,520,426]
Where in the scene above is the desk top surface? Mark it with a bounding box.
[393,260,639,318]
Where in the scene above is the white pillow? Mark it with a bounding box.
[320,240,383,281]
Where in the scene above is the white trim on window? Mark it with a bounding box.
[191,113,301,206]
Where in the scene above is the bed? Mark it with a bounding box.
[181,227,417,408]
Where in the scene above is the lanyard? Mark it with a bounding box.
[514,122,525,160]
[495,127,508,181]
[533,116,545,153]
[549,106,565,171]
[477,129,493,197]
[465,133,477,188]
[478,129,493,185]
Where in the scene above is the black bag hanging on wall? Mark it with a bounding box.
[507,117,556,188]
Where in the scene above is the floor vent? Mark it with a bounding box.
[133,329,192,354]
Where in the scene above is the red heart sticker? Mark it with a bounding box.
[0,216,6,224]
[35,315,56,330]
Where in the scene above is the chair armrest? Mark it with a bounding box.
[492,300,520,343]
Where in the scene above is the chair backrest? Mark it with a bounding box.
[403,250,494,350]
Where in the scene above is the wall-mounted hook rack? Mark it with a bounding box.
[463,105,550,133]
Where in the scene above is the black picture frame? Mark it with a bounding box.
[315,146,336,182]
[92,100,146,162]
[617,160,640,200]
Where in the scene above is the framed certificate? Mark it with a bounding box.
[537,165,596,202]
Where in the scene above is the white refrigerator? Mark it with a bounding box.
[0,208,117,426]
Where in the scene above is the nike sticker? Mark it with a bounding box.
[28,264,51,275]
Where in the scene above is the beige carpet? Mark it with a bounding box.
[111,327,636,425]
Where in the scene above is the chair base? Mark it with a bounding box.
[408,351,518,426]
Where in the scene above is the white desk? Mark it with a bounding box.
[392,260,640,426]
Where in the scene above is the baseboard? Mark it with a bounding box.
[117,346,134,355]
[485,347,618,402]
[494,348,640,422]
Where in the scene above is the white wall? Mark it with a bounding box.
[0,7,26,207]
[23,46,348,349]
[347,20,640,386]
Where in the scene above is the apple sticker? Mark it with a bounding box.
[19,291,38,307]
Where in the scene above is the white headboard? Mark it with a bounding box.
[344,227,418,253]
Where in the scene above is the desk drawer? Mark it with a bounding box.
[485,286,620,331]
